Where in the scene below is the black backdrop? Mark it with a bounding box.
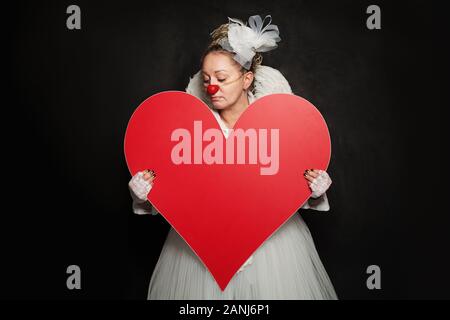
[5,0,449,300]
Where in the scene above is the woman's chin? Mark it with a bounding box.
[211,101,227,109]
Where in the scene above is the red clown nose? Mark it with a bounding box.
[207,84,219,95]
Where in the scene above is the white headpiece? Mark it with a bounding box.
[216,15,281,70]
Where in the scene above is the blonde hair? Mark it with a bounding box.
[200,22,263,93]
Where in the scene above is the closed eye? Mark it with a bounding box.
[203,79,226,83]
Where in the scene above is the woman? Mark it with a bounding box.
[128,15,337,299]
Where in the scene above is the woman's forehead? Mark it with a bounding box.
[202,69,228,75]
[202,53,236,74]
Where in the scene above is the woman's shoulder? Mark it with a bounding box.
[253,65,293,98]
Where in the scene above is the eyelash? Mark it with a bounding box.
[204,79,226,83]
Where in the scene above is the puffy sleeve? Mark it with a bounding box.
[300,193,330,212]
[130,188,160,216]
[132,200,160,216]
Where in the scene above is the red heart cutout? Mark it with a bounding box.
[124,91,331,291]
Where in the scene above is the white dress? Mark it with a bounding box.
[131,66,338,299]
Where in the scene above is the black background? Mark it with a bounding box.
[4,0,449,300]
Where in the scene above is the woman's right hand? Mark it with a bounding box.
[128,169,156,203]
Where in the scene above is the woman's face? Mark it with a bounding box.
[202,52,253,110]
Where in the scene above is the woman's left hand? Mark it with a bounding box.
[304,169,332,199]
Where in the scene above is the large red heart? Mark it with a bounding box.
[124,91,331,291]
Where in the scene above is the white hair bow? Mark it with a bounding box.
[216,15,281,70]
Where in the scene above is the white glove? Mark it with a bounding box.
[129,171,153,203]
[309,170,332,199]
[129,170,159,215]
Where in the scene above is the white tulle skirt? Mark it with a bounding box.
[147,213,338,300]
